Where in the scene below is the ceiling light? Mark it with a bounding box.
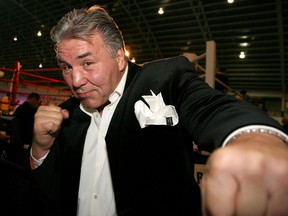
[131,57,136,63]
[240,42,249,47]
[158,7,164,15]
[37,31,42,36]
[39,63,43,68]
[14,36,18,41]
[241,35,248,39]
[227,0,234,3]
[239,51,245,59]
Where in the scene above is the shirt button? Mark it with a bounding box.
[93,194,97,199]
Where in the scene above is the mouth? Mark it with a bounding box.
[75,91,89,99]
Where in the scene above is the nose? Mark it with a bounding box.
[71,67,87,87]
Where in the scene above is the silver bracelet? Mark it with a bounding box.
[222,125,288,147]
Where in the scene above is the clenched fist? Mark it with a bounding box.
[32,105,69,160]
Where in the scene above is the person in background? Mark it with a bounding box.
[235,89,249,101]
[0,92,11,115]
[11,92,40,165]
[27,5,288,216]
[14,92,40,147]
[215,67,229,93]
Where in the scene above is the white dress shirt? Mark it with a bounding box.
[77,66,128,216]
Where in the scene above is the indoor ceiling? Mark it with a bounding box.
[0,0,287,98]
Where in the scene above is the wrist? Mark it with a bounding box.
[31,144,50,160]
[223,125,288,147]
[30,147,49,169]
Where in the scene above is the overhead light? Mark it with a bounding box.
[158,7,164,15]
[240,42,249,47]
[239,51,245,59]
[14,36,17,41]
[37,31,42,36]
[131,57,136,63]
[227,0,234,3]
[39,63,43,68]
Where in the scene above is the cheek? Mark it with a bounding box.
[89,68,113,87]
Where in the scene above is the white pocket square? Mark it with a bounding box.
[134,90,179,128]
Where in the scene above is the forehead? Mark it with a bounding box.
[57,39,92,54]
[57,33,104,50]
[56,35,105,59]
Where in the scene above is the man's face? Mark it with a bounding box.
[57,34,126,109]
[31,98,40,108]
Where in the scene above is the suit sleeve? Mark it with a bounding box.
[172,57,283,151]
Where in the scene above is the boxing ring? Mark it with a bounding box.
[183,40,241,97]
[0,61,71,109]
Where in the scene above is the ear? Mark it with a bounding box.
[116,48,127,71]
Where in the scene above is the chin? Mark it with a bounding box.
[82,102,98,109]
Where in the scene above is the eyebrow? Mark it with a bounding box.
[77,52,92,59]
[57,52,93,64]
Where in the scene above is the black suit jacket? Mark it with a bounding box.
[28,56,283,216]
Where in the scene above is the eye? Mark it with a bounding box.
[59,64,72,74]
[83,61,93,67]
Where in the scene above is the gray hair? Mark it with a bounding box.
[50,5,125,57]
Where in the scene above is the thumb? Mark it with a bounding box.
[61,109,69,119]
